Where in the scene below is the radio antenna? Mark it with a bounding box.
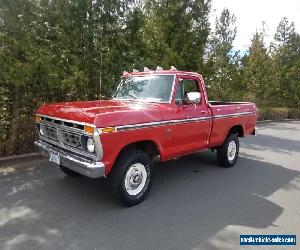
[99,52,102,100]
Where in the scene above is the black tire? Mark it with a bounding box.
[59,165,81,177]
[108,149,153,207]
[217,133,239,168]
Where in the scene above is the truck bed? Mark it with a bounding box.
[209,101,256,119]
[208,101,257,147]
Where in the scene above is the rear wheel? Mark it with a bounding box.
[108,149,153,206]
[59,165,81,177]
[217,133,239,168]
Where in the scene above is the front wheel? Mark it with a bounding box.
[108,149,153,206]
[217,133,239,168]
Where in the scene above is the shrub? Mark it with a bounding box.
[258,107,300,120]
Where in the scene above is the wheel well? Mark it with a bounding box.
[118,140,160,159]
[228,125,244,137]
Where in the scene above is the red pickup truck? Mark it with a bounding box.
[35,67,258,206]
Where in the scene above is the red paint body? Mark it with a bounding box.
[37,70,258,175]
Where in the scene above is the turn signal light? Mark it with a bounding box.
[101,127,116,133]
[84,125,95,134]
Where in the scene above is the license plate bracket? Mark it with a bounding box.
[49,152,60,165]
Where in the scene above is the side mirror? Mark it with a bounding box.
[184,92,201,105]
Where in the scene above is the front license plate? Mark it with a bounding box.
[49,153,60,165]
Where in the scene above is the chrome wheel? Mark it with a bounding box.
[124,163,147,196]
[227,140,237,161]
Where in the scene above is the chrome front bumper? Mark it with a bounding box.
[34,140,105,178]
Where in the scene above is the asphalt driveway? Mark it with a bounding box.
[0,121,299,250]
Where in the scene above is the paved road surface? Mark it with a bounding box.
[0,121,299,250]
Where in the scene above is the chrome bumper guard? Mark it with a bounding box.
[34,140,105,178]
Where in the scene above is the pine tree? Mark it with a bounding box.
[273,17,296,47]
[0,0,37,154]
[142,0,211,71]
[272,17,300,108]
[0,0,136,155]
[204,8,240,101]
[243,32,277,107]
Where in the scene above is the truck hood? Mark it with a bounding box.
[37,100,164,128]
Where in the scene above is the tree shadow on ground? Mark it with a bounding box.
[0,150,299,250]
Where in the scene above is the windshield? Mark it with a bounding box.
[114,75,175,103]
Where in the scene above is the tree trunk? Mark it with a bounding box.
[6,84,21,155]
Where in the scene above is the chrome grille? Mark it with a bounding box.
[40,125,58,141]
[60,130,82,149]
[41,116,84,130]
[39,121,84,150]
[36,115,100,161]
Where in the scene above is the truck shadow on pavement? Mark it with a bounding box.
[0,151,299,250]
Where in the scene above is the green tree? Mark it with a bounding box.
[0,0,36,154]
[0,0,136,155]
[204,8,241,100]
[273,17,296,48]
[142,0,211,71]
[272,17,300,108]
[242,31,277,107]
[68,0,132,98]
[121,3,146,70]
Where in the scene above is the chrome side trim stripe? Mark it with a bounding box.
[116,117,211,131]
[212,111,256,119]
[115,111,256,131]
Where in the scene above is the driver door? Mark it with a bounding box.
[170,76,211,156]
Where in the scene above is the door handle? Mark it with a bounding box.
[201,110,207,114]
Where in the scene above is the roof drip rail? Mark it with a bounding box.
[170,66,177,70]
[144,67,150,72]
[156,66,163,71]
[132,69,139,73]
